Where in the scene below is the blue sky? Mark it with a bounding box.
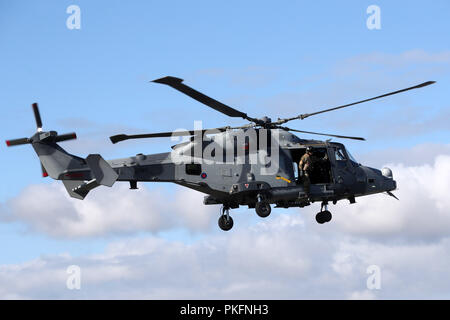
[0,1,449,298]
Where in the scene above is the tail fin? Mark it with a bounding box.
[32,139,86,179]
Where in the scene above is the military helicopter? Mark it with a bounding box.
[5,76,434,231]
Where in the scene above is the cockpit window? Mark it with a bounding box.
[334,147,347,161]
[333,145,359,165]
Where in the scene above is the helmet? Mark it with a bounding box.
[306,146,313,153]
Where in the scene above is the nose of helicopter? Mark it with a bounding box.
[381,166,397,191]
[362,165,397,195]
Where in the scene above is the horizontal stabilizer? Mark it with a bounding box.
[85,154,118,187]
[63,179,100,200]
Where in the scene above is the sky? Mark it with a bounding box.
[0,0,449,299]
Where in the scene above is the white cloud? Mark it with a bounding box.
[2,217,450,299]
[0,218,337,299]
[332,155,450,240]
[0,183,216,238]
[358,143,450,168]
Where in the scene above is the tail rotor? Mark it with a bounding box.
[5,103,77,177]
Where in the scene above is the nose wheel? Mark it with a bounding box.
[218,206,234,231]
[316,202,332,224]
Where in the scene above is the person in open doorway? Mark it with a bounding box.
[299,146,314,198]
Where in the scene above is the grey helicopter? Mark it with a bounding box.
[5,76,434,231]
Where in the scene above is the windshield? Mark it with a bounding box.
[346,148,358,164]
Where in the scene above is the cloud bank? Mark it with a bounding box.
[2,215,450,299]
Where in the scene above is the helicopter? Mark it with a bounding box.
[5,76,434,231]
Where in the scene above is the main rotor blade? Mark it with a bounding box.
[32,103,43,130]
[110,127,230,144]
[281,126,365,141]
[275,81,436,124]
[111,131,193,144]
[152,76,259,123]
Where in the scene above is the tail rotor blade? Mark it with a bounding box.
[32,103,43,130]
[5,138,30,147]
[55,132,77,143]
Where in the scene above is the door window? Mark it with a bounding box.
[186,163,202,175]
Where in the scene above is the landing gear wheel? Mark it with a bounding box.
[255,202,271,218]
[218,215,234,231]
[316,201,332,224]
[315,210,332,224]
